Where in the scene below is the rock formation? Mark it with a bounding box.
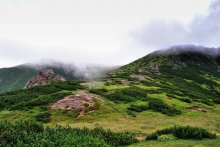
[25,69,65,88]
[138,67,148,73]
[138,64,159,74]
[151,63,159,73]
[50,91,101,115]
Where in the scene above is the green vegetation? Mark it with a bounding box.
[127,103,148,112]
[114,49,220,106]
[0,65,80,93]
[34,111,52,123]
[0,48,220,146]
[127,99,181,116]
[146,126,216,140]
[0,81,82,110]
[105,87,148,103]
[148,99,181,116]
[0,120,138,146]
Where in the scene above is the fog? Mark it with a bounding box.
[132,0,220,51]
[0,0,218,68]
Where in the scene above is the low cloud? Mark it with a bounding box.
[131,0,220,50]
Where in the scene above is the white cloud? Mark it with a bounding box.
[0,0,213,67]
[131,0,220,51]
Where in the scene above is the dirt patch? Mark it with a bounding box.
[51,91,102,115]
[130,74,146,81]
[188,106,210,112]
[133,133,146,141]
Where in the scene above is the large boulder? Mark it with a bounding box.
[25,69,65,88]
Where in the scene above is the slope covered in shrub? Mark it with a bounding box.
[0,81,83,110]
[146,126,216,140]
[0,120,138,147]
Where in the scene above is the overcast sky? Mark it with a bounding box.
[0,0,219,68]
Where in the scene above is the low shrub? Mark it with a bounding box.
[146,132,159,140]
[106,87,148,103]
[166,94,192,103]
[0,120,138,146]
[0,81,82,110]
[89,88,108,96]
[35,111,52,123]
[172,126,216,139]
[106,92,135,103]
[127,104,148,112]
[148,99,181,115]
[146,125,216,141]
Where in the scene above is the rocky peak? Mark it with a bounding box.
[25,69,65,89]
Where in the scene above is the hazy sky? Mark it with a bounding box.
[0,0,218,68]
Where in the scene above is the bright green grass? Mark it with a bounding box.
[103,85,130,90]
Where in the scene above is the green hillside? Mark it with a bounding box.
[0,65,79,93]
[1,46,220,146]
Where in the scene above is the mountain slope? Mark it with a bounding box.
[1,45,220,146]
[0,62,114,93]
[113,45,220,105]
[0,64,78,93]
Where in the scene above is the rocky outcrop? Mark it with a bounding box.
[138,64,159,74]
[167,60,187,68]
[151,63,159,73]
[25,69,65,88]
[50,91,101,115]
[130,74,146,82]
[138,67,148,73]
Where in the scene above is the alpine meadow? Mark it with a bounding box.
[1,0,220,146]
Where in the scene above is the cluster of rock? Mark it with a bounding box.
[130,74,146,82]
[138,61,188,74]
[50,91,100,115]
[138,63,159,73]
[25,69,65,89]
[166,60,187,68]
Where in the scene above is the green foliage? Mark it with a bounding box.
[34,111,51,123]
[0,66,80,93]
[146,132,159,140]
[0,81,82,110]
[146,126,216,141]
[148,99,181,115]
[106,92,136,103]
[172,126,216,139]
[127,104,148,112]
[0,120,138,146]
[89,88,108,96]
[157,134,176,141]
[113,48,220,106]
[166,94,192,103]
[106,87,148,103]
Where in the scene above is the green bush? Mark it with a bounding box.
[146,125,216,141]
[127,104,148,112]
[0,120,138,146]
[106,87,148,103]
[35,111,52,123]
[146,132,159,140]
[148,99,181,115]
[106,92,135,103]
[89,88,108,96]
[172,126,216,139]
[0,81,81,110]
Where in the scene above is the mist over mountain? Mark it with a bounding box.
[0,61,115,93]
